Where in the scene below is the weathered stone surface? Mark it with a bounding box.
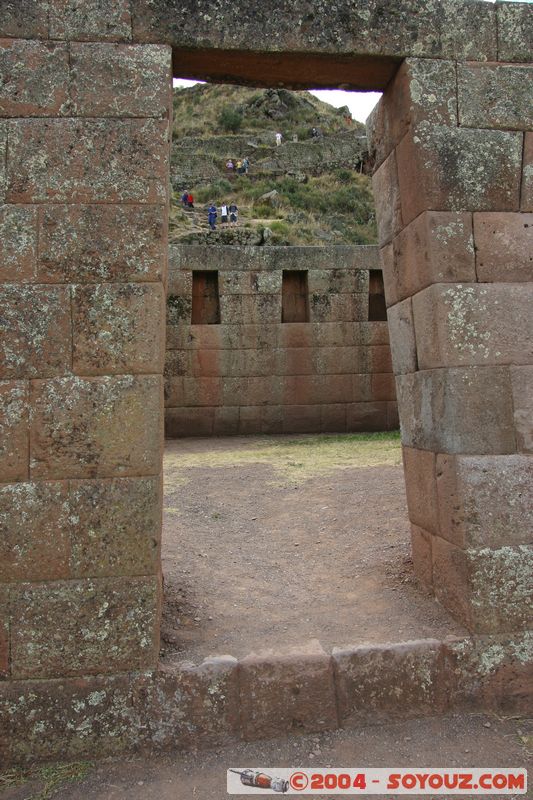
[281,404,322,433]
[70,477,161,577]
[131,0,497,65]
[396,367,516,454]
[0,40,69,116]
[0,122,7,202]
[387,297,417,374]
[2,673,146,763]
[397,124,522,225]
[432,538,533,633]
[238,640,337,740]
[410,525,433,590]
[7,119,169,204]
[38,205,167,283]
[436,454,533,549]
[10,576,159,678]
[0,206,37,283]
[0,381,28,482]
[146,657,240,749]
[0,286,71,379]
[458,64,533,130]
[70,43,171,117]
[333,639,448,723]
[510,366,533,453]
[346,401,388,431]
[30,375,163,479]
[165,406,214,437]
[370,372,396,401]
[497,1,533,62]
[367,58,457,169]
[412,283,533,368]
[49,0,132,41]
[0,1,49,38]
[372,150,402,246]
[72,284,165,375]
[402,447,438,535]
[521,133,533,212]
[474,212,533,282]
[384,212,475,306]
[0,586,8,678]
[0,482,70,582]
[214,406,240,435]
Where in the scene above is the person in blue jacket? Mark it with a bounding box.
[208,202,217,231]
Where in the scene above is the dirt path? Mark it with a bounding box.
[161,434,466,664]
[4,713,531,800]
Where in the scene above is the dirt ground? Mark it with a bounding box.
[161,434,466,664]
[3,713,531,799]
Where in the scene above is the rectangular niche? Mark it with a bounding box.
[191,270,220,324]
[282,270,309,323]
[368,269,387,321]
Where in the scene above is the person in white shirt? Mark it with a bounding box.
[220,203,229,228]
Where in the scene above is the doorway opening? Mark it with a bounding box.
[161,74,466,665]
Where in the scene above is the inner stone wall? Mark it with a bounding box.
[165,244,397,436]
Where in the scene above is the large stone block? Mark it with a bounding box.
[396,367,516,454]
[474,212,533,282]
[432,538,533,634]
[0,205,37,283]
[497,1,533,62]
[131,0,497,64]
[238,640,337,740]
[70,43,171,117]
[0,40,69,117]
[333,639,448,724]
[522,133,533,212]
[0,1,49,38]
[458,64,533,130]
[0,482,70,582]
[436,454,533,549]
[0,285,71,379]
[0,381,28,482]
[410,524,433,590]
[70,476,161,577]
[2,673,144,763]
[367,58,457,169]
[49,0,132,41]
[370,372,396,401]
[412,283,533,368]
[281,404,322,433]
[9,576,159,678]
[371,150,402,246]
[0,122,7,202]
[402,446,438,534]
[7,119,169,204]
[147,658,240,749]
[385,212,475,306]
[283,374,352,405]
[72,283,165,375]
[214,406,240,435]
[347,401,388,431]
[38,204,167,283]
[30,375,163,479]
[0,586,9,678]
[511,366,533,453]
[386,297,417,374]
[165,406,214,437]
[397,124,522,225]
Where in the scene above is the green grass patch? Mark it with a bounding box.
[0,761,93,800]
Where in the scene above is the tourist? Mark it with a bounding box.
[275,131,282,146]
[229,201,238,227]
[236,158,243,174]
[187,192,194,209]
[208,202,217,230]
[181,190,189,207]
[242,157,250,174]
[226,159,234,171]
[220,202,229,228]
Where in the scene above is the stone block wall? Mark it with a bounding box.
[164,245,398,436]
[367,51,533,636]
[0,27,172,699]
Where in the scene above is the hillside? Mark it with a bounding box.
[170,84,377,246]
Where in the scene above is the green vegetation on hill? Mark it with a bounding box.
[170,84,377,246]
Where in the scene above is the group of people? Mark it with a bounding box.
[226,157,250,175]
[208,201,238,230]
[181,191,194,208]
